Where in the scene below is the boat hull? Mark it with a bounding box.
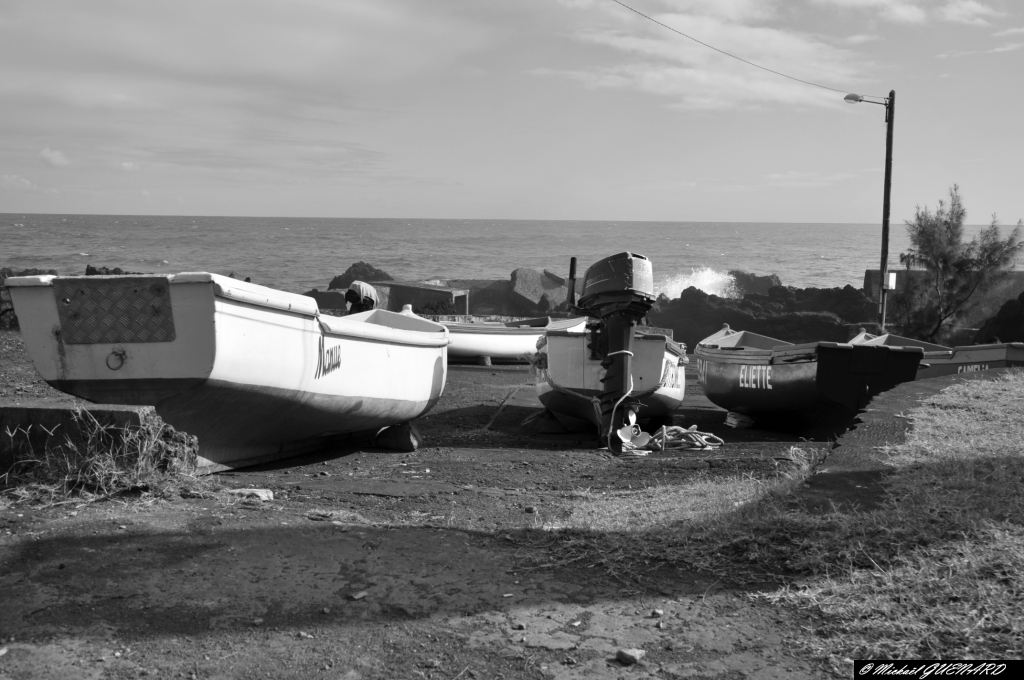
[7,273,448,471]
[848,332,1024,380]
[444,317,585,363]
[917,344,1024,380]
[535,330,685,429]
[695,342,922,421]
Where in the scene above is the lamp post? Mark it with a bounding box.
[845,89,895,331]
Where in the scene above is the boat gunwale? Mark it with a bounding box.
[318,313,449,349]
[695,340,925,366]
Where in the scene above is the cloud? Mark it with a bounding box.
[0,0,499,186]
[40,147,71,167]
[938,41,1023,58]
[811,0,927,24]
[843,34,881,45]
[656,0,779,23]
[544,8,867,111]
[940,0,1003,26]
[121,161,140,171]
[994,26,1024,36]
[765,170,857,188]
[1,174,37,190]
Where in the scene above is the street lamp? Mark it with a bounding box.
[846,89,896,331]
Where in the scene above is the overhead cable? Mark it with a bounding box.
[607,0,856,95]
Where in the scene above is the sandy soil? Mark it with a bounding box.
[1,329,843,679]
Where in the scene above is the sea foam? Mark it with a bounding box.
[657,266,738,300]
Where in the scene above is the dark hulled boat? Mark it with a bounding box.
[694,325,923,423]
[849,330,1024,380]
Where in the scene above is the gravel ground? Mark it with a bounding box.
[1,329,849,679]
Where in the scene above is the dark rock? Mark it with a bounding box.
[729,270,782,297]
[510,268,568,313]
[974,290,1024,343]
[745,284,877,324]
[415,299,458,316]
[328,262,393,291]
[302,289,349,310]
[649,287,849,351]
[375,422,422,453]
[616,649,645,665]
[444,279,516,315]
[85,264,143,276]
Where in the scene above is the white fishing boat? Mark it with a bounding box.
[5,272,449,471]
[442,316,586,363]
[534,328,687,430]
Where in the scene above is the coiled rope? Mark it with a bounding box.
[618,424,725,457]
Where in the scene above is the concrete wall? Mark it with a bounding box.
[864,269,1024,301]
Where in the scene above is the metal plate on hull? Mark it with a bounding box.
[53,277,176,344]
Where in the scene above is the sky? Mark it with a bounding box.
[1,0,1022,223]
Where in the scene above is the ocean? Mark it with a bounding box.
[0,213,947,297]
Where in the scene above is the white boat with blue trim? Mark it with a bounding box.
[5,272,450,472]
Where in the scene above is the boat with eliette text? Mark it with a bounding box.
[694,325,922,423]
[848,330,1024,380]
[5,272,450,471]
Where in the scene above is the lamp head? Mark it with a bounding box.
[844,93,864,103]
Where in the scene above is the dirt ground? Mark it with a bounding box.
[2,329,856,679]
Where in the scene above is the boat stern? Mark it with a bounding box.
[5,273,217,404]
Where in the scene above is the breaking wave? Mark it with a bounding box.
[657,266,738,299]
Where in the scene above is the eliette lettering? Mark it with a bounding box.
[739,364,772,389]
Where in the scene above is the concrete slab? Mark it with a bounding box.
[0,400,158,470]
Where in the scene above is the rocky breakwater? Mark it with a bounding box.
[306,262,578,317]
[974,289,1024,343]
[729,270,782,296]
[649,282,878,351]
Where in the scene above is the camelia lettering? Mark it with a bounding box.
[957,364,989,373]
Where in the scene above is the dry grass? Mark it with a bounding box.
[1,408,213,506]
[508,448,816,582]
[514,371,1024,664]
[762,370,1024,661]
[538,467,801,533]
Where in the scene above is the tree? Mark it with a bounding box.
[889,185,1023,343]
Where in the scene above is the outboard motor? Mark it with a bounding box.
[567,252,656,453]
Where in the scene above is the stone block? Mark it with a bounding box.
[510,268,568,313]
[0,400,197,472]
[302,289,349,310]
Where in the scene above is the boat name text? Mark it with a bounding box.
[739,364,772,390]
[316,335,342,378]
[957,363,989,373]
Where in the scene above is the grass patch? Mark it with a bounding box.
[514,371,1024,663]
[761,371,1024,661]
[2,407,213,506]
[509,448,815,580]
